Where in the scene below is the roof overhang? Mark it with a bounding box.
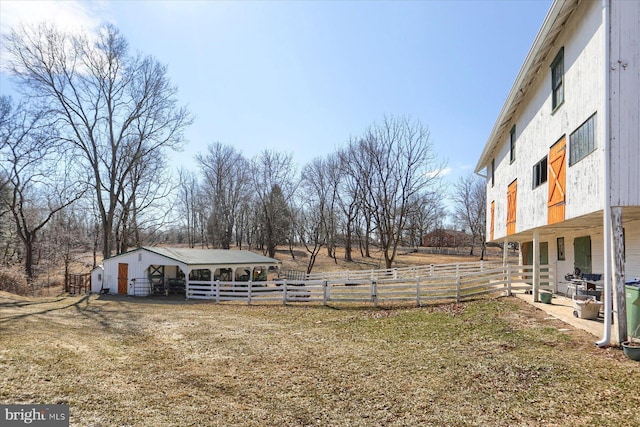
[491,206,640,243]
[475,0,581,173]
[104,247,281,268]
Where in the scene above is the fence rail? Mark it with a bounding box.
[181,262,555,306]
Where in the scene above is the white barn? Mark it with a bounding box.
[475,0,640,345]
[94,247,281,297]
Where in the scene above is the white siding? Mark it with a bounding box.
[102,250,187,295]
[487,0,605,240]
[610,0,640,206]
[91,266,104,294]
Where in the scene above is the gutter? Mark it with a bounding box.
[597,0,612,348]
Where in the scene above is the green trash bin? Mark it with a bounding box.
[626,281,640,339]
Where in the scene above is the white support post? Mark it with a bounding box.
[533,230,540,302]
[506,264,512,296]
[503,237,509,266]
[215,280,220,304]
[248,281,252,305]
[416,279,421,307]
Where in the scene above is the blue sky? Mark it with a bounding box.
[0,0,552,187]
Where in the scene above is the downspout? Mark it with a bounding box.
[597,0,612,347]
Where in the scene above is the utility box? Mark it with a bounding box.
[625,280,640,339]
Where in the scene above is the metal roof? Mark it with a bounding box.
[145,247,281,266]
[475,0,581,173]
[107,247,281,266]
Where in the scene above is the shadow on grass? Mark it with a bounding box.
[0,294,138,332]
[0,297,67,309]
[0,295,93,324]
[94,294,204,305]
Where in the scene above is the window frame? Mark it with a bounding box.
[569,113,597,166]
[509,125,516,163]
[532,156,548,189]
[557,237,565,261]
[491,158,495,187]
[551,47,564,112]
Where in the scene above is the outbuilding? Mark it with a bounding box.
[99,247,281,297]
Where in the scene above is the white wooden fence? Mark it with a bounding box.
[184,262,556,306]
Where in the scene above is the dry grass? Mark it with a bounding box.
[275,245,509,275]
[1,290,639,426]
[1,249,636,425]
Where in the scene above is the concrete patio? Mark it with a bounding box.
[514,291,608,341]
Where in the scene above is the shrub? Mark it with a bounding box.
[0,268,29,295]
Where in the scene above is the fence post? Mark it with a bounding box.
[282,280,287,305]
[430,264,434,277]
[372,280,378,308]
[456,265,461,303]
[323,280,328,305]
[215,281,220,303]
[393,268,398,279]
[416,279,421,307]
[248,281,252,305]
[506,264,512,296]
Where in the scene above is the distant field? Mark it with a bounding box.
[1,291,638,426]
[275,245,513,275]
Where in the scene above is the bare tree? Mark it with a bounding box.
[348,116,445,268]
[0,96,85,281]
[4,23,192,258]
[177,168,201,248]
[196,143,250,249]
[404,191,444,249]
[298,156,339,273]
[115,153,173,252]
[338,143,371,261]
[249,150,297,258]
[452,173,487,258]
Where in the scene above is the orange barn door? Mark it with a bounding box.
[117,263,129,294]
[548,137,566,225]
[506,180,517,236]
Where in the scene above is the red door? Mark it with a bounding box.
[118,263,128,294]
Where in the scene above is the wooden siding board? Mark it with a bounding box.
[610,0,640,206]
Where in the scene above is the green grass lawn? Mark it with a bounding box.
[1,292,639,426]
